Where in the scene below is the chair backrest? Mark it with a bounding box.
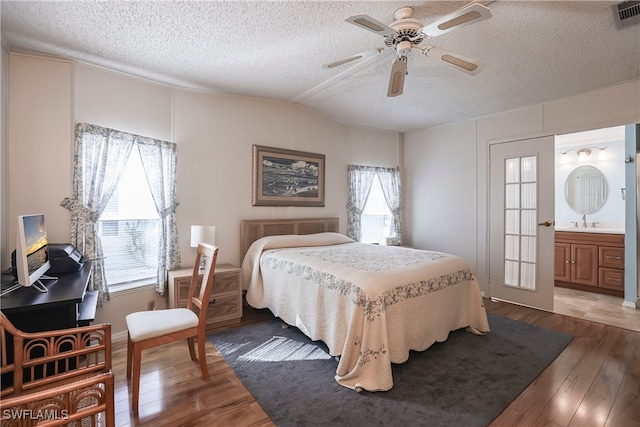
[0,312,111,397]
[187,243,219,331]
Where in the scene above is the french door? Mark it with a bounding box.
[489,136,555,311]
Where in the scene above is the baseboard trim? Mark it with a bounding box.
[622,300,637,309]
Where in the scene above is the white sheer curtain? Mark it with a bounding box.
[346,165,376,241]
[376,167,402,241]
[61,123,180,302]
[137,137,181,294]
[60,123,135,303]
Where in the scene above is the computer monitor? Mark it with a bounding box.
[15,214,53,293]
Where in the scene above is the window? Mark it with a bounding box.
[347,165,401,244]
[98,149,160,288]
[361,177,392,244]
[62,123,179,302]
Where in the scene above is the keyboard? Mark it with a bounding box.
[1,283,21,297]
[1,271,20,297]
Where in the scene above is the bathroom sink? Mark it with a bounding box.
[554,226,624,234]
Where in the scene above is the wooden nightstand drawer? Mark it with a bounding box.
[599,247,624,269]
[168,263,242,330]
[207,294,242,323]
[213,271,240,295]
[176,276,199,302]
[599,267,624,291]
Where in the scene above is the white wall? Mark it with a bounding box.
[3,53,400,335]
[7,54,73,247]
[402,120,477,266]
[75,63,173,141]
[405,80,640,296]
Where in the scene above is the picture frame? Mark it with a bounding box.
[252,145,325,207]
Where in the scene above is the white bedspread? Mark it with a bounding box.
[242,232,490,392]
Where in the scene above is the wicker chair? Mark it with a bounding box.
[0,312,114,426]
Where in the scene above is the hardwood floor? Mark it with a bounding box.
[113,304,275,427]
[112,299,640,427]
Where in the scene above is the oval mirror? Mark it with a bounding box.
[564,165,608,215]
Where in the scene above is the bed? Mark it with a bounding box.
[240,217,490,392]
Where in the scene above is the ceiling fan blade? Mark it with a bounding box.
[422,3,492,36]
[387,56,407,97]
[322,48,384,70]
[345,14,397,37]
[428,47,482,75]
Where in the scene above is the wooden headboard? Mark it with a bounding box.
[240,217,339,258]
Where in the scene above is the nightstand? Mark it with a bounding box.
[168,264,243,331]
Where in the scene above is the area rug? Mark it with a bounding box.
[209,313,572,427]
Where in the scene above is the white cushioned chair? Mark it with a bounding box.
[125,243,218,414]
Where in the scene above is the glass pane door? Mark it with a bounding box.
[504,156,537,290]
[489,135,554,311]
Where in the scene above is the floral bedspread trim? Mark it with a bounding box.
[260,255,476,322]
[270,244,447,271]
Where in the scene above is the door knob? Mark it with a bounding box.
[538,220,553,227]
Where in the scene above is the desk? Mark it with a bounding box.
[0,262,96,332]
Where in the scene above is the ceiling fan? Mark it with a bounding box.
[322,3,492,97]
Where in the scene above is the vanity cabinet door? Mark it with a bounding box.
[570,244,598,287]
[554,243,571,282]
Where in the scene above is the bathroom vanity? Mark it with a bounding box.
[554,159,625,296]
[554,230,624,296]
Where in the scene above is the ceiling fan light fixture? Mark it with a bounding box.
[396,40,413,56]
[329,4,492,97]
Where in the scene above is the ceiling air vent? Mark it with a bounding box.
[612,1,640,29]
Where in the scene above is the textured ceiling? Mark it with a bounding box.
[1,1,639,132]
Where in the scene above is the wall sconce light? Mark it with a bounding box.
[191,225,216,271]
[577,148,591,162]
[560,146,607,163]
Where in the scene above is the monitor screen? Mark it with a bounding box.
[16,214,51,292]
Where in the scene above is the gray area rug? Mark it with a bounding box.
[209,313,572,427]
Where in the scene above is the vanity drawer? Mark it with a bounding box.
[599,267,624,291]
[599,247,624,269]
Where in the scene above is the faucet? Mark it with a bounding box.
[581,214,587,228]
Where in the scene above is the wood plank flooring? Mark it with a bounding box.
[112,299,640,427]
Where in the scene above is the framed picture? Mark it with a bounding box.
[252,145,325,206]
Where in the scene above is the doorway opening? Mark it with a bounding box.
[553,126,636,331]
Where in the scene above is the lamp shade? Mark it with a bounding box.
[190,225,216,248]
